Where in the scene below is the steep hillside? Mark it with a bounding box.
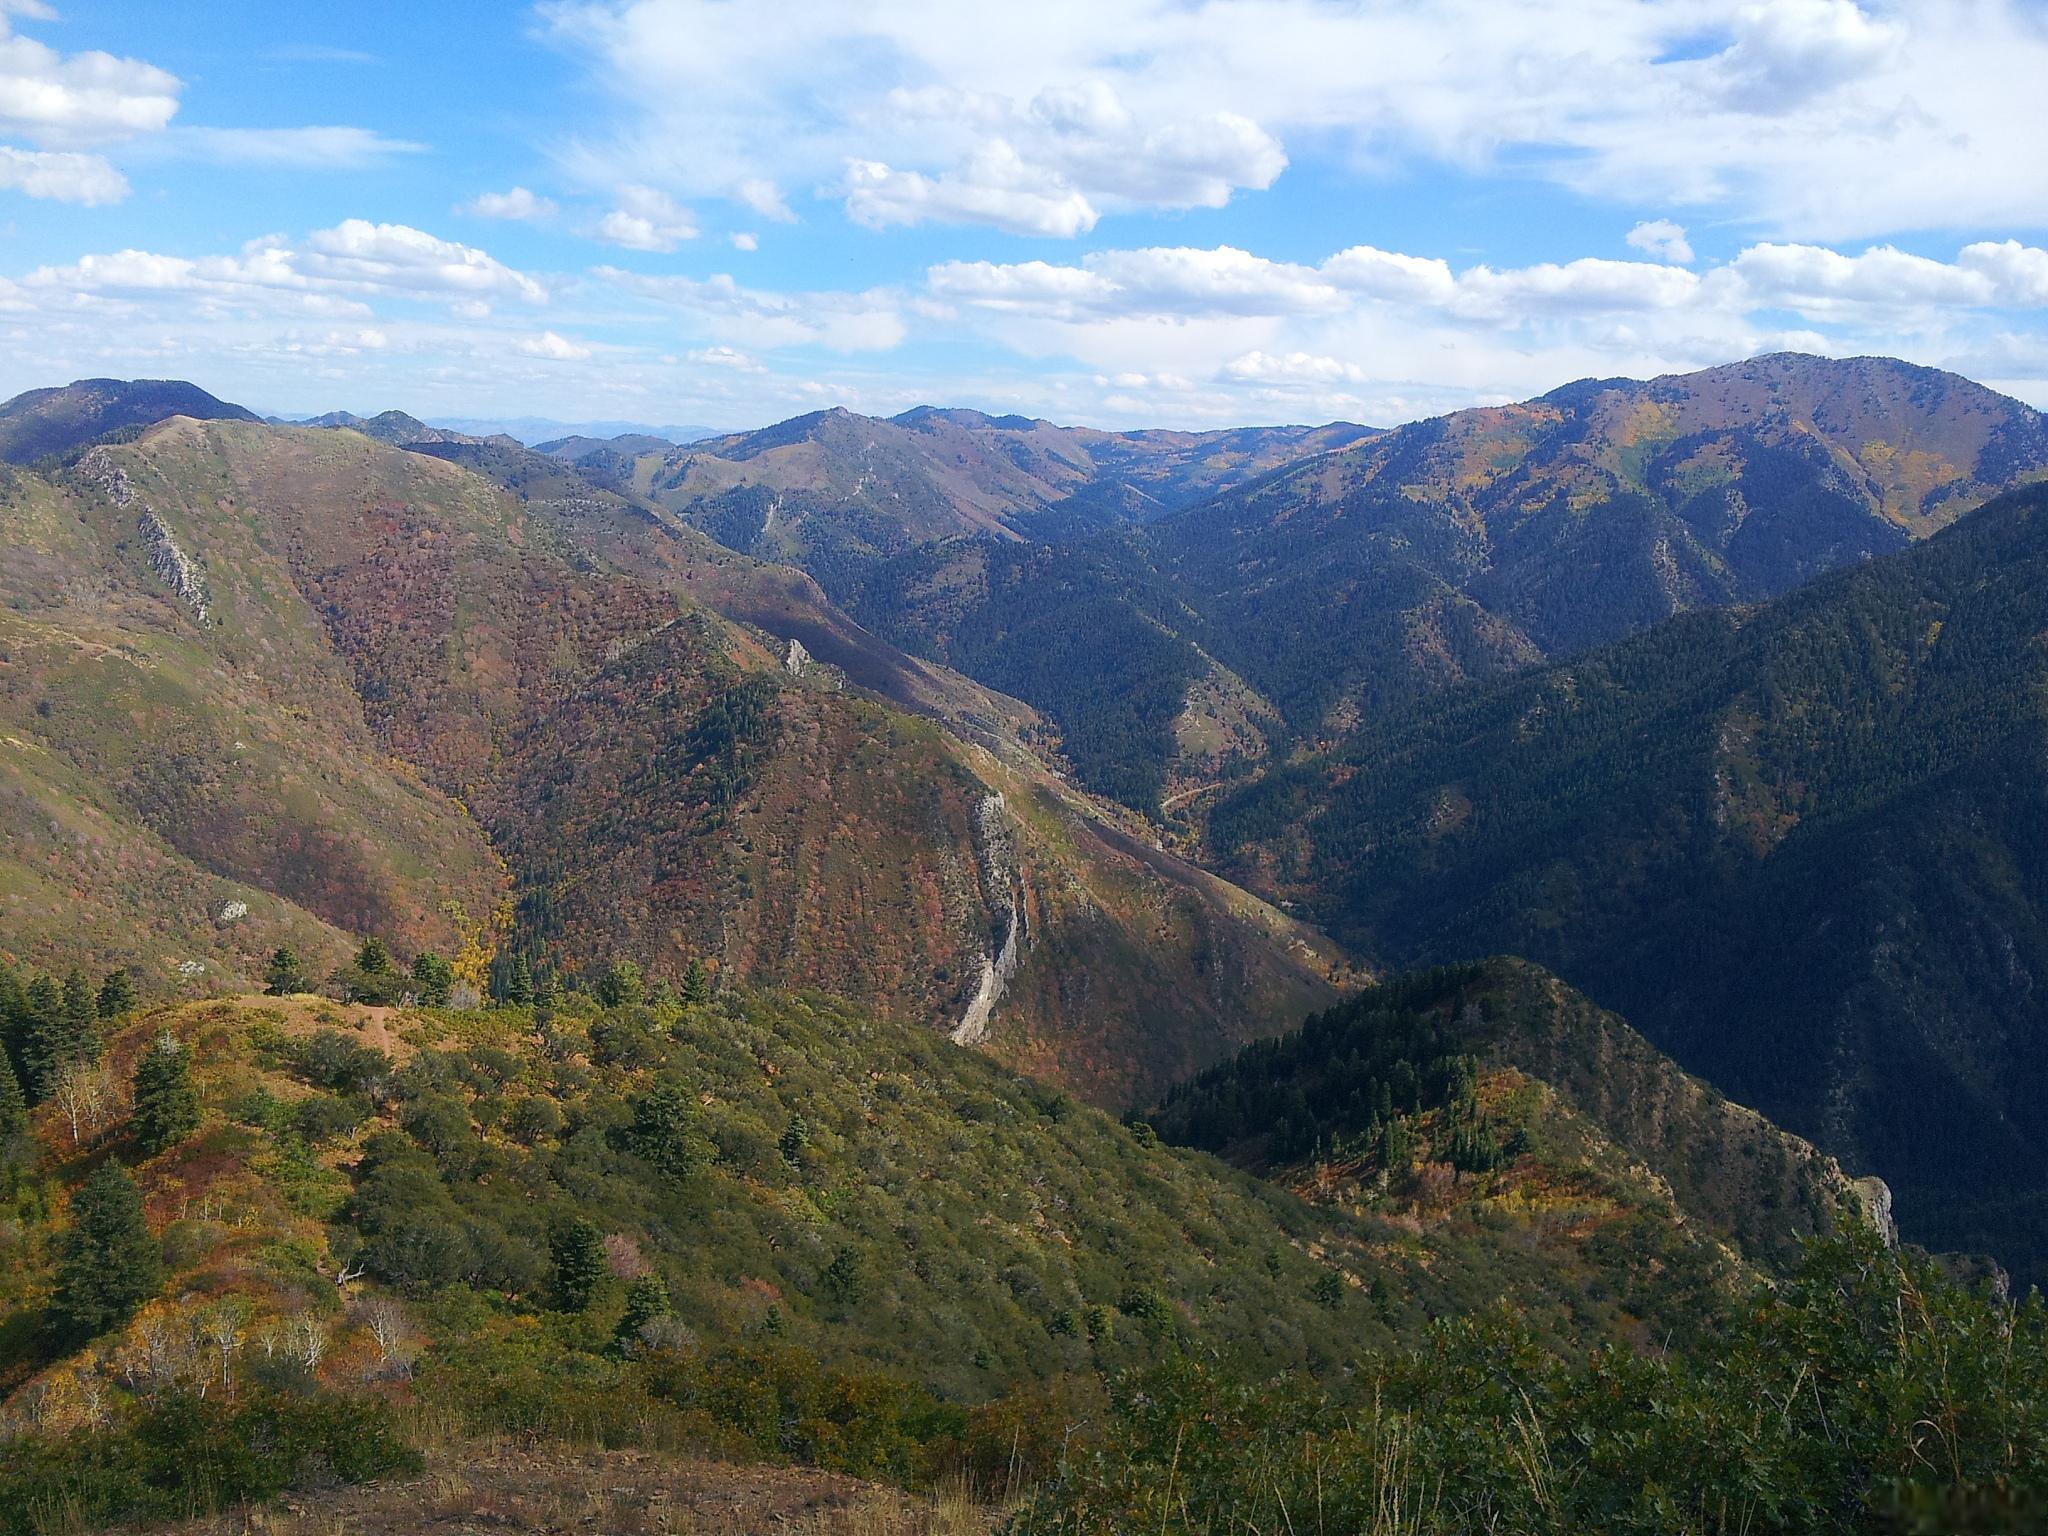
[1152,960,1879,1277]
[0,450,504,982]
[1208,480,2048,1283]
[0,968,1864,1430]
[0,379,258,465]
[1153,352,2048,738]
[8,415,1339,1102]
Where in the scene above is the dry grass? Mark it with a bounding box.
[164,1444,996,1536]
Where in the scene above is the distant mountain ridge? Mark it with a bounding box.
[826,354,2048,812]
[0,377,258,464]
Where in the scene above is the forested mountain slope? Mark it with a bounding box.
[838,356,2048,812]
[1151,959,1880,1276]
[0,414,1338,1103]
[1208,480,2048,1282]
[1149,352,2048,738]
[0,960,1876,1430]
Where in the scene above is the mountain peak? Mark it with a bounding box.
[0,377,258,464]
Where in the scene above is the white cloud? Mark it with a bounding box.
[0,11,179,145]
[845,148,1098,238]
[542,0,2048,242]
[1706,0,1903,112]
[302,220,547,304]
[463,186,558,221]
[735,176,794,221]
[596,183,697,250]
[930,246,1342,319]
[1627,220,1695,265]
[23,219,547,313]
[729,231,758,251]
[843,79,1284,234]
[1730,242,1998,315]
[519,330,593,360]
[1957,241,2048,307]
[1453,258,1703,320]
[1223,350,1369,386]
[162,126,423,167]
[686,344,764,370]
[0,142,123,202]
[599,265,905,352]
[908,232,2048,423]
[1321,246,1458,305]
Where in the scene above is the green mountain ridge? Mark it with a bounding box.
[1208,479,2048,1284]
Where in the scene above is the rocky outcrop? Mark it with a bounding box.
[138,510,209,623]
[78,446,210,623]
[952,792,1027,1046]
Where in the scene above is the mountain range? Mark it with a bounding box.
[0,397,1338,1108]
[7,353,2048,1526]
[5,352,2048,1280]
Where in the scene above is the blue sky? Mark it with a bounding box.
[1,0,2046,431]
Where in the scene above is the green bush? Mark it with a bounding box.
[0,1392,417,1535]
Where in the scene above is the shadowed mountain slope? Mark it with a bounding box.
[1207,480,2048,1282]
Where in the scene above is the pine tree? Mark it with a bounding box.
[680,958,711,1005]
[549,1218,606,1312]
[21,974,60,1097]
[628,1084,702,1177]
[96,968,138,1020]
[24,972,98,1099]
[501,954,535,1007]
[534,968,564,1010]
[53,1161,163,1339]
[0,1052,25,1142]
[345,938,406,1005]
[61,969,99,1057]
[595,957,644,1009]
[410,952,455,1007]
[131,1033,201,1155]
[0,960,28,1082]
[264,946,310,997]
[613,1274,672,1355]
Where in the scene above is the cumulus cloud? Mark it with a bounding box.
[1705,0,1902,112]
[0,13,179,145]
[596,184,697,250]
[519,330,593,360]
[931,246,1342,319]
[844,80,1285,234]
[463,186,558,221]
[23,219,547,313]
[846,148,1098,238]
[0,143,123,202]
[910,232,2048,421]
[729,231,758,251]
[1223,350,1369,386]
[301,220,547,303]
[1627,220,1695,265]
